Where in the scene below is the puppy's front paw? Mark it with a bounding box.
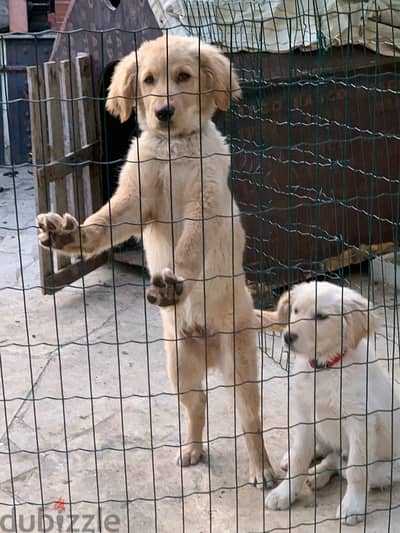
[177,443,204,467]
[147,268,184,307]
[336,491,365,526]
[37,212,79,252]
[249,462,276,489]
[265,481,291,510]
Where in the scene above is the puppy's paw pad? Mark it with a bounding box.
[265,486,290,510]
[177,445,204,467]
[37,212,79,249]
[147,268,184,307]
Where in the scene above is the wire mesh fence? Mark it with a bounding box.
[0,2,399,532]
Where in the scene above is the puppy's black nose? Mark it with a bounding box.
[284,332,298,346]
[155,105,175,122]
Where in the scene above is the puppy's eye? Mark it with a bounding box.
[177,72,191,83]
[144,74,154,85]
[293,308,298,314]
[315,313,329,320]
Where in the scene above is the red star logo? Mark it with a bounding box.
[54,497,66,512]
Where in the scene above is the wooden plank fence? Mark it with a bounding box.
[27,53,106,294]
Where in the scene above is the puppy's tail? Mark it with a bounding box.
[254,308,286,332]
[254,290,291,331]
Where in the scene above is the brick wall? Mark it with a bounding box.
[48,0,71,30]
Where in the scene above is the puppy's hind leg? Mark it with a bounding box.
[307,451,340,490]
[281,440,332,472]
[368,458,400,489]
[166,336,207,467]
[220,329,275,489]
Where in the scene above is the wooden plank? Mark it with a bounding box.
[76,54,96,145]
[44,61,70,270]
[37,142,99,183]
[59,59,81,153]
[87,156,103,211]
[249,242,397,306]
[113,249,146,268]
[27,65,52,289]
[44,62,65,160]
[30,54,106,294]
[43,254,108,294]
[60,59,85,222]
[76,53,103,212]
[317,242,396,273]
[27,66,49,165]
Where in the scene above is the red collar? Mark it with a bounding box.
[309,350,347,369]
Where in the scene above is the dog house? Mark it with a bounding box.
[30,0,400,294]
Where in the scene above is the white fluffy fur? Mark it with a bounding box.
[264,281,400,525]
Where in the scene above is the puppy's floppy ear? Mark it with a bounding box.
[200,44,241,111]
[255,290,291,331]
[106,51,138,122]
[276,290,291,327]
[343,291,380,349]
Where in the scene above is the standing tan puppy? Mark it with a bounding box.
[36,35,274,487]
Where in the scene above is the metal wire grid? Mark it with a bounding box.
[0,8,399,533]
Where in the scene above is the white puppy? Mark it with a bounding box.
[264,281,400,525]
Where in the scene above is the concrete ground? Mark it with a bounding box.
[0,166,399,532]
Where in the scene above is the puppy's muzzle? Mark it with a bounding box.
[155,105,175,122]
[283,331,298,346]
